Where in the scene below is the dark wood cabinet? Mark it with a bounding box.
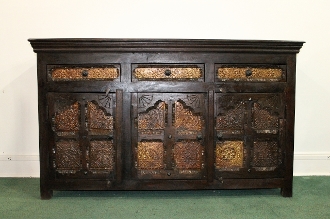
[29,38,303,199]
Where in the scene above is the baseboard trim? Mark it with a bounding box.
[294,153,330,176]
[294,153,330,160]
[0,155,39,161]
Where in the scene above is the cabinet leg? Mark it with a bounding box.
[41,188,53,200]
[281,187,292,197]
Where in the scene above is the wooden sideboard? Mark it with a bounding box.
[29,38,304,199]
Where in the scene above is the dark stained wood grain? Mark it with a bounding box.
[29,38,304,199]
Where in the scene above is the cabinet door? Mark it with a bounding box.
[215,93,285,179]
[48,91,122,180]
[132,93,207,180]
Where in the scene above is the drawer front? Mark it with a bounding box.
[49,66,119,81]
[216,65,285,82]
[133,65,203,81]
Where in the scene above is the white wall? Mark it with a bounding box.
[0,0,329,177]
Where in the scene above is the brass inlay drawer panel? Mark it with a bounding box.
[51,67,119,81]
[134,67,202,80]
[217,66,283,81]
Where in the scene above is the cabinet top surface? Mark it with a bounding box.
[28,38,304,53]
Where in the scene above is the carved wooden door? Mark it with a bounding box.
[214,93,285,179]
[48,91,122,180]
[132,93,207,180]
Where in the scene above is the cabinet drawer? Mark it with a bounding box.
[133,65,203,81]
[216,65,285,82]
[49,66,119,81]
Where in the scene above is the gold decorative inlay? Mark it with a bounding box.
[174,101,203,131]
[55,140,82,172]
[215,141,243,170]
[54,102,80,132]
[87,102,113,135]
[216,101,245,130]
[51,67,119,81]
[90,141,115,171]
[252,103,278,133]
[217,67,282,81]
[137,142,164,169]
[252,96,280,134]
[252,141,280,171]
[174,141,203,169]
[138,101,166,130]
[134,67,202,80]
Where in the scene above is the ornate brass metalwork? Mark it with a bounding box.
[174,141,203,169]
[252,141,280,171]
[137,142,164,169]
[138,101,166,130]
[174,101,202,131]
[51,67,119,81]
[87,102,113,134]
[252,103,278,133]
[55,140,82,172]
[217,67,282,81]
[252,96,280,133]
[215,141,244,170]
[216,100,245,130]
[54,102,80,132]
[134,67,202,80]
[89,141,115,170]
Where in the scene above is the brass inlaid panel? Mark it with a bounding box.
[51,67,119,81]
[252,96,280,133]
[174,141,203,169]
[216,101,245,130]
[54,102,80,132]
[252,141,280,171]
[138,101,166,130]
[89,141,115,170]
[137,142,164,169]
[55,140,82,172]
[215,141,244,170]
[134,67,202,80]
[217,67,282,81]
[252,103,278,133]
[87,102,113,135]
[174,101,203,131]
